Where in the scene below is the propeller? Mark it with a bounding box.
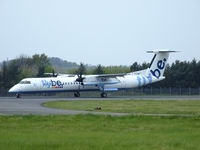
[76,63,86,88]
[76,73,85,85]
[52,69,58,77]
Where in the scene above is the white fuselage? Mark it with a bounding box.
[9,74,163,94]
[9,50,174,96]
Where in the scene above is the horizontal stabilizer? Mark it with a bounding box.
[147,49,178,53]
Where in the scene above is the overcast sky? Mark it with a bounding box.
[0,0,199,66]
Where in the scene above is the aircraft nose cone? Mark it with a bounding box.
[9,86,17,93]
[9,87,14,93]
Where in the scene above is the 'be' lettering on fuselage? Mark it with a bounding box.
[42,80,64,88]
[150,58,166,79]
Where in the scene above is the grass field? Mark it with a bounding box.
[44,99,200,115]
[0,115,200,150]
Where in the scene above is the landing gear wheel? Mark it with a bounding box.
[74,92,80,97]
[16,94,21,98]
[101,92,107,98]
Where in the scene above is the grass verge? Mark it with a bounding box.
[44,99,200,115]
[0,115,200,150]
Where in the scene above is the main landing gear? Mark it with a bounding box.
[74,92,80,97]
[73,91,107,98]
[101,92,107,98]
[16,93,21,98]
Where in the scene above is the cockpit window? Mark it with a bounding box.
[19,81,31,84]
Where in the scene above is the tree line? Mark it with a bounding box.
[0,54,53,90]
[0,54,200,92]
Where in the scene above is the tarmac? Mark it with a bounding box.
[0,96,200,116]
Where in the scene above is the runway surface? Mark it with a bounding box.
[0,96,200,116]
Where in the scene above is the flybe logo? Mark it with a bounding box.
[150,58,166,79]
[42,80,64,88]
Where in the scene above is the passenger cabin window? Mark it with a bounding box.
[19,81,31,84]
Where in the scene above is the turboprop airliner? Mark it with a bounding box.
[9,50,175,98]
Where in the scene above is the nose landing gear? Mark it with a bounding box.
[16,93,21,98]
[101,92,107,98]
[74,92,80,97]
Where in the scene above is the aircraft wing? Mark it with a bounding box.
[82,74,124,89]
[95,73,126,78]
[44,73,76,77]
